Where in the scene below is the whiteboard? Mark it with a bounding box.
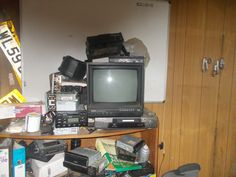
[20,0,170,102]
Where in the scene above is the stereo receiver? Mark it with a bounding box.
[55,111,87,128]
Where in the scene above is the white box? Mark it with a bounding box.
[30,153,68,177]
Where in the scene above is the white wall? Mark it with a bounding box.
[20,0,170,102]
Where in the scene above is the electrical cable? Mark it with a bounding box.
[157,152,166,177]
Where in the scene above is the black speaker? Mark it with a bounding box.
[58,56,86,81]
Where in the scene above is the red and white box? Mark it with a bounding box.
[0,102,44,119]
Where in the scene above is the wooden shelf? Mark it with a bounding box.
[0,128,149,140]
[0,127,158,170]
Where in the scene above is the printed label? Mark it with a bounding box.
[14,164,25,177]
[0,89,26,104]
[0,21,22,85]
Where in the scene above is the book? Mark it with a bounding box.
[0,138,12,177]
[95,138,142,172]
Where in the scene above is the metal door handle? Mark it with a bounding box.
[212,58,225,77]
[202,57,212,72]
[219,58,225,70]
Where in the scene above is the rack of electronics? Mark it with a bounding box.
[44,33,158,135]
[0,33,160,177]
[23,135,155,177]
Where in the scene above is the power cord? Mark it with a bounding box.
[157,151,166,177]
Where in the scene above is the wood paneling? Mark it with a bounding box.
[166,0,186,170]
[213,0,236,176]
[197,0,226,176]
[150,0,236,177]
[179,0,206,165]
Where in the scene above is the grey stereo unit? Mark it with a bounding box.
[89,109,158,129]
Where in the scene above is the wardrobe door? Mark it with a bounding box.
[156,0,227,176]
[197,0,226,176]
[213,0,236,176]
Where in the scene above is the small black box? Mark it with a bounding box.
[116,147,137,162]
[26,140,67,162]
[116,135,144,153]
[86,32,124,60]
[58,56,86,81]
[64,147,101,171]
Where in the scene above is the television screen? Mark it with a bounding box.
[93,69,138,103]
[87,62,144,117]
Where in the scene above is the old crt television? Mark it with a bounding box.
[87,62,144,117]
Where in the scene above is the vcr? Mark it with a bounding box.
[55,111,88,128]
[88,107,143,117]
[88,109,158,129]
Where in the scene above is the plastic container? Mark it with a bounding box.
[137,144,150,163]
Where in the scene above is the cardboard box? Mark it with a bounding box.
[12,142,26,177]
[30,153,68,177]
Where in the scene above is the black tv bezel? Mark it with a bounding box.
[87,62,144,117]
